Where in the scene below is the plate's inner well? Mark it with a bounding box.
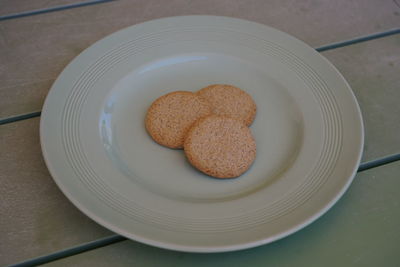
[100,53,303,202]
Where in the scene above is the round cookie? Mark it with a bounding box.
[145,91,212,149]
[196,84,257,126]
[184,115,256,178]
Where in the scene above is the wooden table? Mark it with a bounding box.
[1,1,399,266]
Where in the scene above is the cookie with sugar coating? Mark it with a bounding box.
[184,115,256,178]
[145,91,212,149]
[196,84,256,126]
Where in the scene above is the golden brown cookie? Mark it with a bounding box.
[196,84,257,126]
[184,115,256,178]
[145,91,212,149]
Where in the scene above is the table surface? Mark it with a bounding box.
[0,0,399,266]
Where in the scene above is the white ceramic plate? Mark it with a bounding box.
[40,16,363,252]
